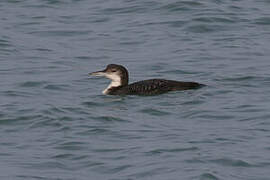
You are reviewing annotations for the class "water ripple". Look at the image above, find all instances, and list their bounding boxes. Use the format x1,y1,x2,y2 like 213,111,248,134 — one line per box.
19,81,48,88
139,108,171,116
44,84,70,91
145,147,199,155
55,141,86,151
102,5,148,14
93,116,129,123
199,173,219,180
193,17,236,24
159,1,204,12
29,30,91,37
210,158,252,167
254,17,270,25
0,115,41,126
184,24,227,33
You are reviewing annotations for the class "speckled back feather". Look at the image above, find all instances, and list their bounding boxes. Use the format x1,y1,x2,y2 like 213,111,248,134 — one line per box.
107,79,203,95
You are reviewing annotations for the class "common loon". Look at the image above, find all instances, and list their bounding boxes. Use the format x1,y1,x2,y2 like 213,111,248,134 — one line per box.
89,64,204,95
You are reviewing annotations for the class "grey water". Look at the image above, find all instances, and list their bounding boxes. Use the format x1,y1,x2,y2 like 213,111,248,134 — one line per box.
1,0,270,179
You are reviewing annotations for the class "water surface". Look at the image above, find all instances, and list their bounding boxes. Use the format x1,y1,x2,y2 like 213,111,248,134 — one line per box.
1,0,270,180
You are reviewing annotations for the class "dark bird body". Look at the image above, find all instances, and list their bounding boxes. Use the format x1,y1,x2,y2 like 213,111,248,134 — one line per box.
108,79,203,95
90,64,204,95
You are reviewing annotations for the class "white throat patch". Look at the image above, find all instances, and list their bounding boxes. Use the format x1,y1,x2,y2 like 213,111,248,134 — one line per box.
102,74,121,94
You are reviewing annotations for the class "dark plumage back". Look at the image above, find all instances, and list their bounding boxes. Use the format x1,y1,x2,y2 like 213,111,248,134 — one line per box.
108,79,204,95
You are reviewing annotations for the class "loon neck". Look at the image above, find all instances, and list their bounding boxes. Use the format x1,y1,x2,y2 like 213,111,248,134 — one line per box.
102,78,128,95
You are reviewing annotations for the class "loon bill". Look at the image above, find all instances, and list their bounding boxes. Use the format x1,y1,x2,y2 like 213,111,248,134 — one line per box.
89,64,205,95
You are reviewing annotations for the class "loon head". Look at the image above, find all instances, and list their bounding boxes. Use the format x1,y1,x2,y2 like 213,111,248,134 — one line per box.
89,64,129,94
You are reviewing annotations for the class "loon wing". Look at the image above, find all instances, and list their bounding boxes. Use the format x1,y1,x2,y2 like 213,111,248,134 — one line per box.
115,79,202,95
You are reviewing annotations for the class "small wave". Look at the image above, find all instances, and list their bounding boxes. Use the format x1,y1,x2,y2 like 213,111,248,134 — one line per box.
192,17,235,23
82,101,103,107
142,20,187,27
29,30,91,37
159,1,204,12
253,17,270,25
82,161,105,168
96,164,132,174
77,128,110,136
160,69,197,75
210,158,252,167
26,161,69,170
75,55,109,60
2,90,34,97
184,24,226,33
44,84,69,90
102,5,147,15
22,0,68,8
92,148,124,153
0,39,12,48
42,106,66,115
55,141,86,151
93,116,128,123
107,164,132,174
0,114,42,126
234,104,267,115
139,108,171,116
34,48,53,52
51,153,74,160
199,173,219,180
216,75,259,82
145,147,199,155
19,81,47,88
16,175,58,180
119,40,145,46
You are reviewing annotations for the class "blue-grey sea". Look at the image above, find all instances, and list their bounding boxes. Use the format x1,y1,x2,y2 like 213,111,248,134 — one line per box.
1,0,270,180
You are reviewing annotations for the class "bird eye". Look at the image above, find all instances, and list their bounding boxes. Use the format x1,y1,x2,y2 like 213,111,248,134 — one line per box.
111,69,117,72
